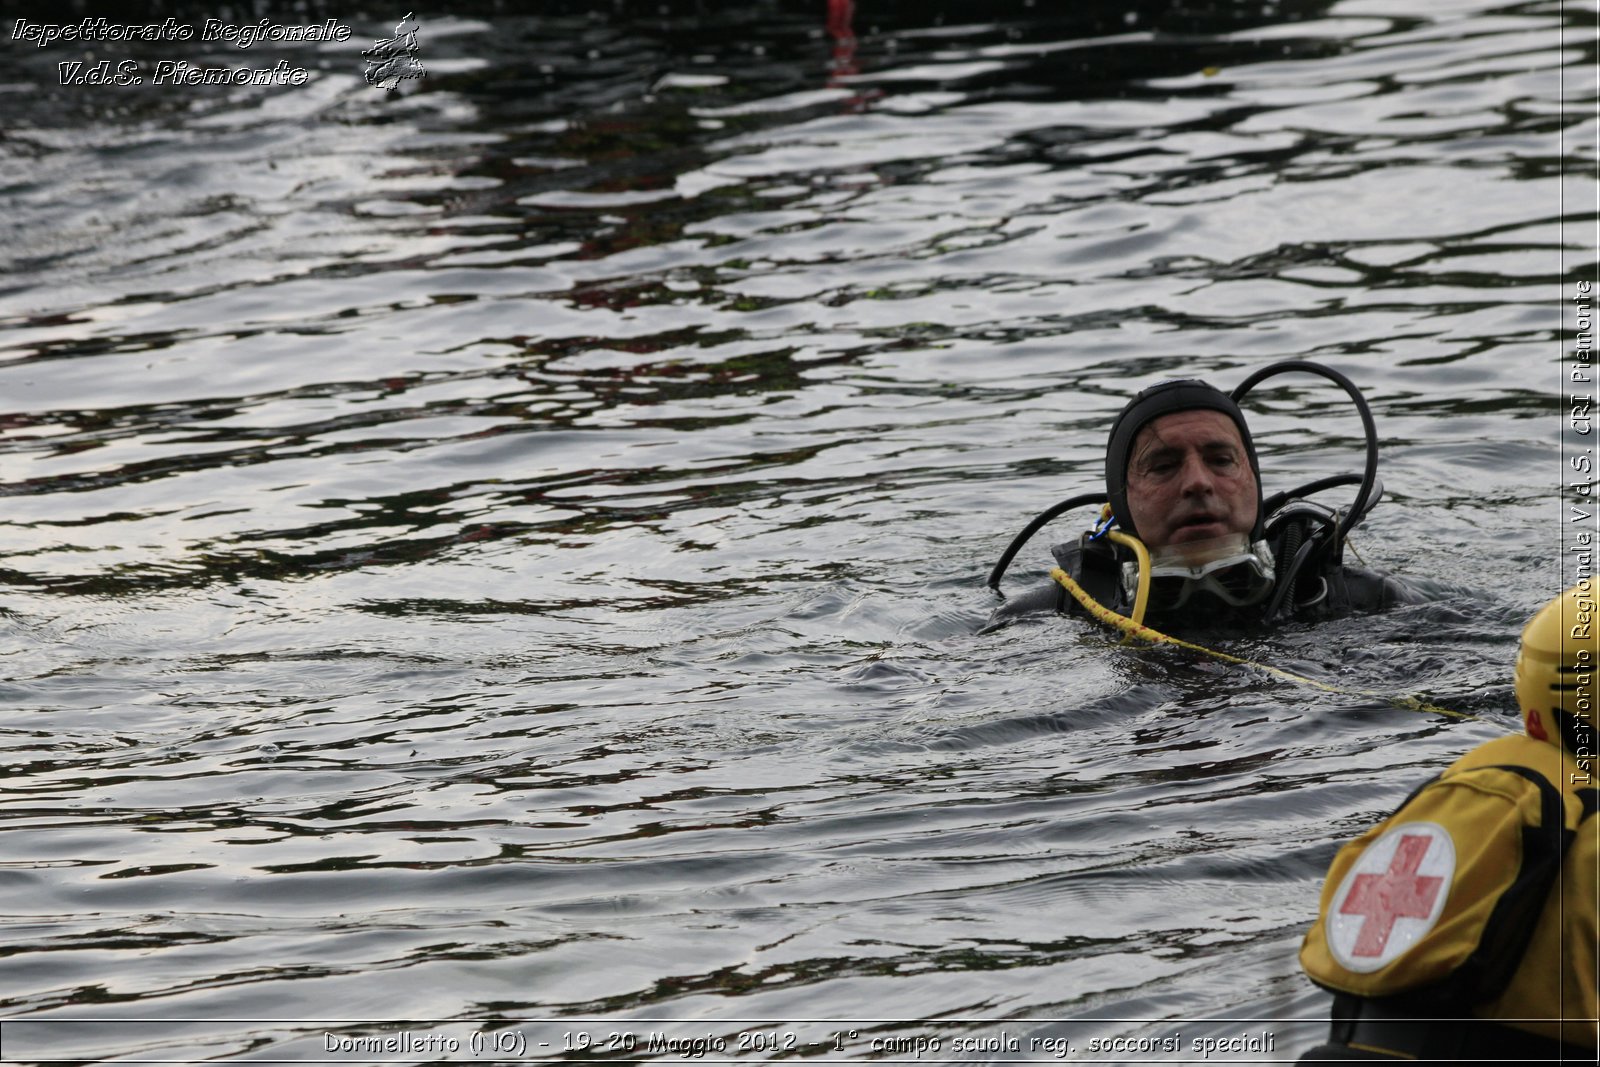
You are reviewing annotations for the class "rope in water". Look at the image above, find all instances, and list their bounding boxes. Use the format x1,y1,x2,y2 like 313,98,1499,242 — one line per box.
1048,565,1472,720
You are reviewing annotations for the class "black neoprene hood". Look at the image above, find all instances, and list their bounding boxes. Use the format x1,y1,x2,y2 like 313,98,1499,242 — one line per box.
1104,379,1264,541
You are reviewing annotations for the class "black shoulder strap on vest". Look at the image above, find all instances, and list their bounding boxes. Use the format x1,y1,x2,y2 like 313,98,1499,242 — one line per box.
1449,764,1573,1004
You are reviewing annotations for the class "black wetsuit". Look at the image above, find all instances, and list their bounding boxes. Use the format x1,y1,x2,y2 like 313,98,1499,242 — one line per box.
986,529,1419,630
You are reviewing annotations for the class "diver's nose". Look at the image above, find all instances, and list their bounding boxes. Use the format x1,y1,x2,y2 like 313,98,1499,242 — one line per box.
1177,450,1217,497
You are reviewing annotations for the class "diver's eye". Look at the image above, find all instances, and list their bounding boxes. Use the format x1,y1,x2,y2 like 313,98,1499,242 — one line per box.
1140,455,1179,476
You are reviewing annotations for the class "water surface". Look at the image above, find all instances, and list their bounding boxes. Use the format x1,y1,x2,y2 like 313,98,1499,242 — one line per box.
0,0,1593,1061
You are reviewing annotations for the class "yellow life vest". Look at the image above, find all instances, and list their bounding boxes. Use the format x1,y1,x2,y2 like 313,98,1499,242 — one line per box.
1300,734,1598,1048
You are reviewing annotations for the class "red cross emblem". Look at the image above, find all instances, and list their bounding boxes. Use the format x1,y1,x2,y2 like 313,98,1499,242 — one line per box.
1327,822,1454,972
1340,833,1444,955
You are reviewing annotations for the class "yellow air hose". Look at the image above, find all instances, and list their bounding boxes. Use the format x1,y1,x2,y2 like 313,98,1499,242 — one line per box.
1105,530,1151,628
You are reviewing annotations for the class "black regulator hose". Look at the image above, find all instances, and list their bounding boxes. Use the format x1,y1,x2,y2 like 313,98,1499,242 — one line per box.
987,492,1105,593
1231,360,1379,546
1270,516,1305,618
1261,473,1361,516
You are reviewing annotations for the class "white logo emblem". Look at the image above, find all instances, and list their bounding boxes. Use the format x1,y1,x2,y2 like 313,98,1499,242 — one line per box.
1326,822,1454,972
363,13,427,91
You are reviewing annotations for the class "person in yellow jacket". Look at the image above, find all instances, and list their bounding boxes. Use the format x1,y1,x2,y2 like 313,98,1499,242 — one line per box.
1298,582,1598,1060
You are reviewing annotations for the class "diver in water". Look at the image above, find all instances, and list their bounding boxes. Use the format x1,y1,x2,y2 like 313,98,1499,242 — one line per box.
1297,582,1598,1060
985,361,1419,630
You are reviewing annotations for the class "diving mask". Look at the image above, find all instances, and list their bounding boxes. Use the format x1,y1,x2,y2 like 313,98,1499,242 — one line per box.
1121,533,1277,610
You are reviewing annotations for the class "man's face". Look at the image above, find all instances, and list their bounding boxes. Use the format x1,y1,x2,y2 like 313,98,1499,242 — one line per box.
1125,410,1258,549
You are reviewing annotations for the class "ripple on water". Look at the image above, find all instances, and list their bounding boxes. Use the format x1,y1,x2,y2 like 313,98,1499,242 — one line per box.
0,0,1587,1059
